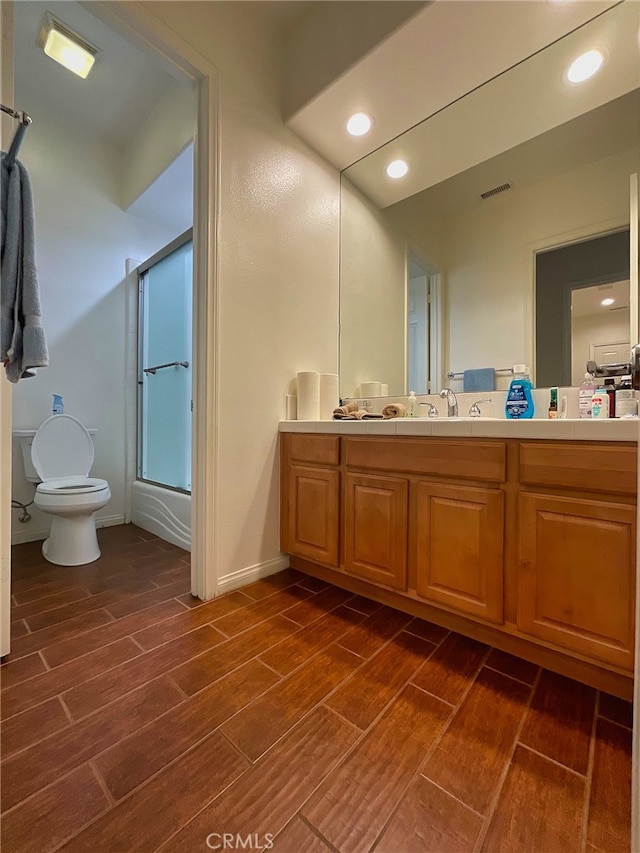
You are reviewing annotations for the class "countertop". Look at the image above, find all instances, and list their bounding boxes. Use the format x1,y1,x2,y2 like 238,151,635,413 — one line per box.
279,418,639,441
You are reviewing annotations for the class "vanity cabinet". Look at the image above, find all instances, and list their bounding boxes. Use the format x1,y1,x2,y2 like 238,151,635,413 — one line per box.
415,481,504,623
280,432,637,697
343,472,408,590
280,435,340,568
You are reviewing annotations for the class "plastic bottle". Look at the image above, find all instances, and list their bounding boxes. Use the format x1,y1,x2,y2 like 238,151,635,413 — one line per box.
52,394,64,415
407,391,417,417
603,378,616,417
578,372,597,418
615,379,638,417
591,386,610,419
505,365,534,419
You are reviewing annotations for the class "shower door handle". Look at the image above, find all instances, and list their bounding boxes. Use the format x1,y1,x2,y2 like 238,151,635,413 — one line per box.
143,360,190,376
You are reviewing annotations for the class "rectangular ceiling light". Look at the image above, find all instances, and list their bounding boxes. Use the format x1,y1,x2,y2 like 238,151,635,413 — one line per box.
39,14,98,79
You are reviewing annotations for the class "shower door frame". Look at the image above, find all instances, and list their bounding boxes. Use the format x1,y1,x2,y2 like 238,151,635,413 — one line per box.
137,228,193,495
90,1,219,602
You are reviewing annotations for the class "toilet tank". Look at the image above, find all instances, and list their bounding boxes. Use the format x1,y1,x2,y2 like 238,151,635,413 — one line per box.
13,429,98,483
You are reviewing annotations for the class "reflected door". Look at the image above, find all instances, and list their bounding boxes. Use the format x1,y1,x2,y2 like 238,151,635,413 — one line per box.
138,235,193,492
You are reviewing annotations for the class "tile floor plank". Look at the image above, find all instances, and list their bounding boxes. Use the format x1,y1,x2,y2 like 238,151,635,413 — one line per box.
62,625,224,720
0,652,48,688
132,591,253,650
410,633,489,706
0,697,70,760
598,692,633,729
484,648,540,685
10,587,90,622
258,606,366,677
280,586,353,626
519,670,596,775
95,659,279,801
211,585,314,637
170,615,303,696
423,667,531,815
587,718,632,853
336,606,411,658
1,638,141,720
8,609,114,664
221,644,361,761
1,676,183,811
375,775,483,853
273,817,332,852
326,631,437,730
302,685,452,853
41,598,186,668
0,765,108,853
481,745,585,853
60,732,248,852
157,707,359,851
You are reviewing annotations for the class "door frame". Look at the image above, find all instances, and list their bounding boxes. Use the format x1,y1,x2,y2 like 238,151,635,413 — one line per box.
86,2,220,601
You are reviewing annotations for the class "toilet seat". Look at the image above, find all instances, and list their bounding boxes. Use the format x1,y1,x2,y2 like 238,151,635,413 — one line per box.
31,414,94,482
37,477,109,496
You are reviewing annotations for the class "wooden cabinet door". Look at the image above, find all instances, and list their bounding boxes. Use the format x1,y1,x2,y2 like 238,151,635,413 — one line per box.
344,472,408,590
284,465,339,567
518,493,635,670
415,481,504,623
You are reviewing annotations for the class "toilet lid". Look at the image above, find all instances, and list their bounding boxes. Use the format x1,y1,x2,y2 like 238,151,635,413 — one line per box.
31,415,94,481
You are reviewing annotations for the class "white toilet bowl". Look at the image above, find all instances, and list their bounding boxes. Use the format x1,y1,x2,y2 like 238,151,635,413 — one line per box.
31,415,111,566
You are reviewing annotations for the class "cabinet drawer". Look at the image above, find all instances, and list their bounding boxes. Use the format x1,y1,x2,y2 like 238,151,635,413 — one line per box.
345,437,506,483
287,434,339,467
519,442,636,496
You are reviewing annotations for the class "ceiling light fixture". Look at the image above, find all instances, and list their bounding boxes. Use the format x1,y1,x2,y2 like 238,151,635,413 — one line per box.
601,298,615,306
566,49,604,84
386,160,409,179
346,113,372,137
38,14,98,79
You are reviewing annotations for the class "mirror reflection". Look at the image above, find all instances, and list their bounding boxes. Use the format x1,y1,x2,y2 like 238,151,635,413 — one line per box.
340,1,639,397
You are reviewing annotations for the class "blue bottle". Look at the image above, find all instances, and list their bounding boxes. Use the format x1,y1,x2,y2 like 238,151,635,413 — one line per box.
52,394,64,415
505,365,534,419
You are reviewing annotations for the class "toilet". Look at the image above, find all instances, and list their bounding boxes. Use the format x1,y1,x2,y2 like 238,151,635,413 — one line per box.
30,415,111,566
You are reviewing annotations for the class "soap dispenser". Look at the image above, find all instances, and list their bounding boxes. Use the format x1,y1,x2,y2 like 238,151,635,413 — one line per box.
505,365,534,419
407,391,417,417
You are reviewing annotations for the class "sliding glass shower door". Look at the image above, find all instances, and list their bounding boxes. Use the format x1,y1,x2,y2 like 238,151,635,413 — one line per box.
138,231,193,492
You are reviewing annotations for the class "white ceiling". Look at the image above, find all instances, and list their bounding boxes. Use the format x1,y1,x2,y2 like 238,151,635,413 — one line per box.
345,1,640,211
287,0,619,172
13,0,183,149
572,279,630,318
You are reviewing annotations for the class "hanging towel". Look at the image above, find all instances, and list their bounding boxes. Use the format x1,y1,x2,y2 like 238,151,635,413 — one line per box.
463,368,495,393
1,153,48,382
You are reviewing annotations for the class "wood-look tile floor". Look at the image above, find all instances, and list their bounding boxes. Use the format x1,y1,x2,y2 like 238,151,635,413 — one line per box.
1,524,633,853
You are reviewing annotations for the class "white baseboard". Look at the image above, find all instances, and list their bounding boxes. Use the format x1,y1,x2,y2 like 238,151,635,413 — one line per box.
11,514,125,546
216,554,291,596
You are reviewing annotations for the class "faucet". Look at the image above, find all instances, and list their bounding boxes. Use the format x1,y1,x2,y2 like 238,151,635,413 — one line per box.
439,388,458,417
418,401,439,419
469,398,492,418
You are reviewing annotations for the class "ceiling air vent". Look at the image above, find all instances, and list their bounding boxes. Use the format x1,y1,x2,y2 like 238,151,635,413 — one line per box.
480,182,512,200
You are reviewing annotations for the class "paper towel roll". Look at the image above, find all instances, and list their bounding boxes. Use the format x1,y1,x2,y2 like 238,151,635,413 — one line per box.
319,373,339,420
360,381,382,396
285,394,297,420
297,371,320,420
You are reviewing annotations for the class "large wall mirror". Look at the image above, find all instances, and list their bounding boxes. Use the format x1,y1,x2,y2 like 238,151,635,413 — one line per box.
340,1,640,398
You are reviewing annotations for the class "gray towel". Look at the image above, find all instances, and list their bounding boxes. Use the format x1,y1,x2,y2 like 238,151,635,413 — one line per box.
1,153,48,382
463,368,495,393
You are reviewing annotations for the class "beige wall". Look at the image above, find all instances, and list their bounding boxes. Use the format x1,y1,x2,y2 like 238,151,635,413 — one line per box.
144,2,340,585
443,145,640,387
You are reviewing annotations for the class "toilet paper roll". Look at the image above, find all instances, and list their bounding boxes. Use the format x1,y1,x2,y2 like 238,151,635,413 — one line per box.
285,394,297,420
297,371,320,420
360,381,382,397
319,373,339,420
380,384,389,397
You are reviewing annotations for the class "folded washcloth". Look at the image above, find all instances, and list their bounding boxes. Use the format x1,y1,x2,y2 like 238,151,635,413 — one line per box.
333,401,359,418
463,368,495,393
382,403,407,419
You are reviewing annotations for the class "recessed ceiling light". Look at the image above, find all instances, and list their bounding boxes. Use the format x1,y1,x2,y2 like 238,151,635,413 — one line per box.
386,160,409,179
566,49,604,84
601,297,615,306
346,113,372,137
38,13,98,79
